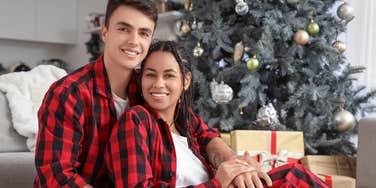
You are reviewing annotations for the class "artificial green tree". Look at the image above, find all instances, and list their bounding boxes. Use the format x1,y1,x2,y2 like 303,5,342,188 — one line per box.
178,0,376,155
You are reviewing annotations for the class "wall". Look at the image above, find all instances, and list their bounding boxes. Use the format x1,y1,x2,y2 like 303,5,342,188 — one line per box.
0,0,106,71
0,39,70,69
345,0,376,117
65,0,106,70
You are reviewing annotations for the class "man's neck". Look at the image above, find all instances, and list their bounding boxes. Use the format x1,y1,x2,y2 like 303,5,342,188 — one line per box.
103,58,133,100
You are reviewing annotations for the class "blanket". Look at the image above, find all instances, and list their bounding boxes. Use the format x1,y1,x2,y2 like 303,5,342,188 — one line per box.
0,65,67,151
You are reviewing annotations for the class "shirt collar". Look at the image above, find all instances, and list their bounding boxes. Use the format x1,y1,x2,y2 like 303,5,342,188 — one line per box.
93,55,140,101
93,55,112,99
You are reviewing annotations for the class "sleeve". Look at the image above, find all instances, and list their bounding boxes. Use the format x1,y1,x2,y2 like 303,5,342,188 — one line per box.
105,107,172,188
184,178,221,188
34,85,88,187
190,110,220,155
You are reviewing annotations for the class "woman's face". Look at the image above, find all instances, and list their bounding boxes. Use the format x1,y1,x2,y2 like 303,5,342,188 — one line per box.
141,51,191,115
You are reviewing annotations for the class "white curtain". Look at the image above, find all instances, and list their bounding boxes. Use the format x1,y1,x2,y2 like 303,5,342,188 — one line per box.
345,0,376,117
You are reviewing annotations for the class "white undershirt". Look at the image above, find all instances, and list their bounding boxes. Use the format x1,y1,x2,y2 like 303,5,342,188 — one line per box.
112,92,129,118
171,132,209,187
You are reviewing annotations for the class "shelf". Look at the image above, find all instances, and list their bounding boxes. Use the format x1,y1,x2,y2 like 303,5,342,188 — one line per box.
86,10,183,34
158,10,183,22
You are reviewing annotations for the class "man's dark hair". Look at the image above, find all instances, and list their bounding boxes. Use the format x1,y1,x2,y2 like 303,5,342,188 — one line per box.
104,0,158,28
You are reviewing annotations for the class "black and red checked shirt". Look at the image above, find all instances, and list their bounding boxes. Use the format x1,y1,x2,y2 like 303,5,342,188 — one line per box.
34,55,139,187
105,105,221,188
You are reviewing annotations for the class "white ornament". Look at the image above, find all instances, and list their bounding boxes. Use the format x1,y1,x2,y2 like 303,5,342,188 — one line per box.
337,2,354,21
217,59,228,69
256,103,280,127
210,80,233,104
235,0,249,16
193,42,204,57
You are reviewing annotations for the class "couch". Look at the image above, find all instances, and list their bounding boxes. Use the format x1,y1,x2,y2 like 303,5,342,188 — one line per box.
0,91,36,188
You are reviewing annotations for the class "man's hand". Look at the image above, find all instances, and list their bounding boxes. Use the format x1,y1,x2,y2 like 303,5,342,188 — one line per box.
215,158,257,188
230,151,272,188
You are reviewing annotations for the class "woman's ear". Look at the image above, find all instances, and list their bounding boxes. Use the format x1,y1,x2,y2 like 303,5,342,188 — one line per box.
184,72,192,91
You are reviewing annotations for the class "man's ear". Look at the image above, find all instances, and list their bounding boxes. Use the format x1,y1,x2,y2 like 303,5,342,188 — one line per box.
184,72,192,90
101,25,108,43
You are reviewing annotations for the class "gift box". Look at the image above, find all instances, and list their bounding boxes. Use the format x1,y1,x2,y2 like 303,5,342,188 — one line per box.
220,133,231,147
230,130,304,172
357,118,376,188
318,174,355,188
300,155,356,178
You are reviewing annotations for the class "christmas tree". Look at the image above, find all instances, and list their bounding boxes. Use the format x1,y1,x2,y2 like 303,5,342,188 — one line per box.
177,0,376,155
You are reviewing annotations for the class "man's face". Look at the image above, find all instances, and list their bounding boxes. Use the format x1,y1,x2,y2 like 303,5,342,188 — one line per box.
102,5,155,70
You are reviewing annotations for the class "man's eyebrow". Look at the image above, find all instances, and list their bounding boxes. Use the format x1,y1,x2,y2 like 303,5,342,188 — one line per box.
115,21,132,27
115,21,153,34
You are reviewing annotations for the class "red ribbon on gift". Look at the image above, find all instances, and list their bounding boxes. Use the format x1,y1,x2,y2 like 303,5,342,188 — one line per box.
319,174,333,186
252,131,301,171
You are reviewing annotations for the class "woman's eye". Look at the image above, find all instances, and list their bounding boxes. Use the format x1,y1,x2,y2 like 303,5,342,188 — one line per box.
144,73,155,77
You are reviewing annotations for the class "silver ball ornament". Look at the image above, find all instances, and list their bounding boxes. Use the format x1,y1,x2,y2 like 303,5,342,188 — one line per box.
337,3,354,21
333,109,356,133
235,1,249,16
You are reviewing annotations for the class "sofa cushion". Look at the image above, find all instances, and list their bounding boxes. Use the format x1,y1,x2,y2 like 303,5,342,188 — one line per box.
0,152,36,187
0,91,28,152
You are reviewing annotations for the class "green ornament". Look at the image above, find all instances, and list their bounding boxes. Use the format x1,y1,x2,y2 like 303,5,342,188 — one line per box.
246,55,259,70
307,19,319,35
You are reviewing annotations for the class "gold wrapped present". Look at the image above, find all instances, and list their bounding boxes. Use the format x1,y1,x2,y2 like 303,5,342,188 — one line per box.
318,174,355,188
220,133,231,147
300,155,356,178
230,130,304,172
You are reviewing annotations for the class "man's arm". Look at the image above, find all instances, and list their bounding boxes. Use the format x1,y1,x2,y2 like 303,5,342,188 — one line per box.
34,85,89,187
206,137,235,168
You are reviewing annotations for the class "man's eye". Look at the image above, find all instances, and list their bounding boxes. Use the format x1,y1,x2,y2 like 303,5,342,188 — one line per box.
118,27,129,32
165,74,176,78
140,31,151,38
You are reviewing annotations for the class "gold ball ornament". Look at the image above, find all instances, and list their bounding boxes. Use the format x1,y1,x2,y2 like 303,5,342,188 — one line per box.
181,21,191,34
332,41,346,54
193,42,204,57
294,30,309,45
333,109,356,133
246,55,259,70
307,19,320,35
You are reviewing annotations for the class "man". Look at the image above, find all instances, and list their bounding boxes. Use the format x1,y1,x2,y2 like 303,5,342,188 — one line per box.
34,0,271,187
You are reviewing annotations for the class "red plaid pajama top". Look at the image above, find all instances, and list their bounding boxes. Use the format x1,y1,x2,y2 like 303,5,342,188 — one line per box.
105,105,221,187
33,55,139,188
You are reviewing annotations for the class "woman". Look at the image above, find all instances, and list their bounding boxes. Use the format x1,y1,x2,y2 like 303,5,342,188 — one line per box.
105,41,256,187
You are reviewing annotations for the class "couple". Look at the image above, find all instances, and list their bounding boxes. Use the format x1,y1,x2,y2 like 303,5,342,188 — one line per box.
33,0,271,187
33,0,329,187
